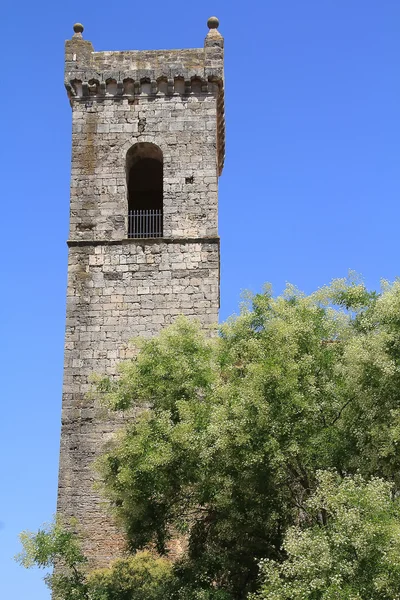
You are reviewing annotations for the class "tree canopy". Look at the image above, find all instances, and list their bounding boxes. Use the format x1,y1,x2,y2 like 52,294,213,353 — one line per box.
18,276,400,599
253,472,400,600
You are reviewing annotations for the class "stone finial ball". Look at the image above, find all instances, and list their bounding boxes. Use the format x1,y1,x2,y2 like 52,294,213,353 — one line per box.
207,16,219,29
73,23,84,34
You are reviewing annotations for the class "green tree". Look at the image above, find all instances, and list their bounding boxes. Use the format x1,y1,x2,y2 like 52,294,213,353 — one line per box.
253,471,400,600
18,276,400,599
16,519,90,599
16,520,173,600
95,276,400,597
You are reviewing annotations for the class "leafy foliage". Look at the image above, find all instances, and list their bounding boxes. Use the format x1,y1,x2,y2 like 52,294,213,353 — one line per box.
253,472,400,600
96,277,400,597
16,519,89,599
18,276,400,599
17,521,173,600
87,552,173,600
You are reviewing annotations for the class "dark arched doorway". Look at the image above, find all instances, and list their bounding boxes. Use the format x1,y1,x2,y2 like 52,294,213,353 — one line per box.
126,143,163,238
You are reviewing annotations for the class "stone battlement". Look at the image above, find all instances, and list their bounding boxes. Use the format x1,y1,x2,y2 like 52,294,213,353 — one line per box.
66,48,223,78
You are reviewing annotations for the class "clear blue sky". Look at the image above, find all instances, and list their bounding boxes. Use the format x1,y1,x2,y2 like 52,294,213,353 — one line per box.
1,1,399,597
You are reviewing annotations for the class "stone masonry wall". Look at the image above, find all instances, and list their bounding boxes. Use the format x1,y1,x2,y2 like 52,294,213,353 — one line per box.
69,93,219,241
58,239,219,565
57,19,224,568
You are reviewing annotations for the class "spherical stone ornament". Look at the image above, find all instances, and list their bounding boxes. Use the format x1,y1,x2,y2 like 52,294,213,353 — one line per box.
207,16,219,29
73,23,84,34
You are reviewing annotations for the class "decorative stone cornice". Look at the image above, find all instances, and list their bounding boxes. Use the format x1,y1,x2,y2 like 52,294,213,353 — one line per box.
67,236,220,247
65,74,222,98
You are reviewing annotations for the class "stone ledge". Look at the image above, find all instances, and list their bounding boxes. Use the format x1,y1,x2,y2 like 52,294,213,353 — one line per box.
67,236,220,247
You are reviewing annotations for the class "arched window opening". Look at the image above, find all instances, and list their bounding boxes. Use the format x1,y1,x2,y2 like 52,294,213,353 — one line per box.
126,143,163,238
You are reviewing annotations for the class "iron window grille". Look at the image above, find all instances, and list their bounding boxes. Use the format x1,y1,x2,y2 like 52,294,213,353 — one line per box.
128,209,163,239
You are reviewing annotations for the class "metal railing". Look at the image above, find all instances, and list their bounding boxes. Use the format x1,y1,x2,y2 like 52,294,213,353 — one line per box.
128,209,163,239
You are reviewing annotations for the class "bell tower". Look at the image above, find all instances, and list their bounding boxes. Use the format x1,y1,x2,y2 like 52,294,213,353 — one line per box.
57,18,225,566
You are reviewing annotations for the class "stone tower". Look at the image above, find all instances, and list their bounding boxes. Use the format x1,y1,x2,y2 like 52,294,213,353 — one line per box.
57,18,225,567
